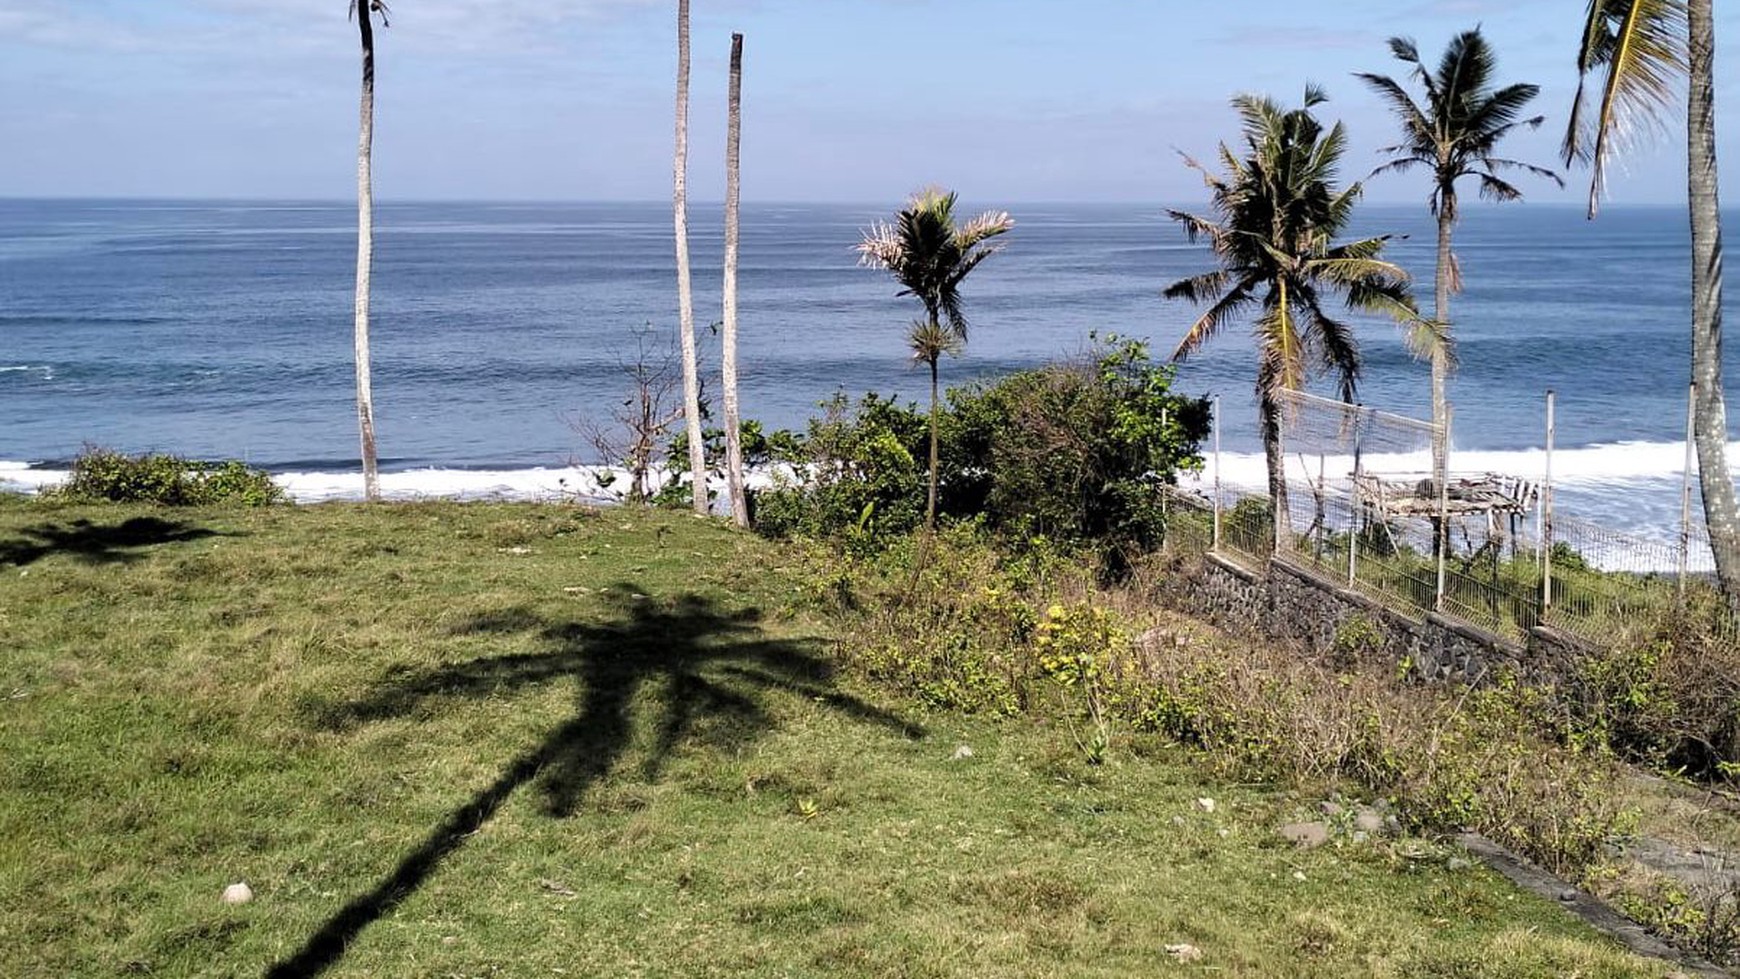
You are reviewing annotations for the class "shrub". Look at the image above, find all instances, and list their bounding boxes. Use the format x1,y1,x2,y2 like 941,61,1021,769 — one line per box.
1570,607,1740,779
944,336,1210,572
1120,632,1626,875
751,392,929,545
756,338,1210,571
56,448,284,506
828,526,1046,714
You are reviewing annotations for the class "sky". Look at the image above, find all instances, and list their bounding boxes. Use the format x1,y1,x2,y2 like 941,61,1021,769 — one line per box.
2,0,1738,205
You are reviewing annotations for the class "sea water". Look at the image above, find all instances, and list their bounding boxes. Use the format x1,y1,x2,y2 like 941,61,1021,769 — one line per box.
1,198,1735,538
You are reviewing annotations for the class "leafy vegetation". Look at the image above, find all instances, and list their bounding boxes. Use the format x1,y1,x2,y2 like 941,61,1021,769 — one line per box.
754,337,1209,571
856,188,1014,531
52,447,284,507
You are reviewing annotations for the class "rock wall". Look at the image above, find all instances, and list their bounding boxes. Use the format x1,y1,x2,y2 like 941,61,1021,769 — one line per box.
1160,550,1586,687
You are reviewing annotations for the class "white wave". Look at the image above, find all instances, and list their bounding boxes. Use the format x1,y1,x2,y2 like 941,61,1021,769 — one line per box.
1182,439,1735,495
0,365,53,379
0,461,801,513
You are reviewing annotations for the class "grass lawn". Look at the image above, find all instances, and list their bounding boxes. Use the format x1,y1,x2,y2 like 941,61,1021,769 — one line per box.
0,499,1676,977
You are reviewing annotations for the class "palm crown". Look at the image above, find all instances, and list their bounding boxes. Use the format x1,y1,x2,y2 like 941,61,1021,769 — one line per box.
1357,31,1559,226
1165,87,1418,404
857,189,1013,347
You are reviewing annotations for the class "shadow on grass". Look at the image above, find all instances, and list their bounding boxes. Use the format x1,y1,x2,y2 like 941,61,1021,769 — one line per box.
267,584,921,979
0,516,228,568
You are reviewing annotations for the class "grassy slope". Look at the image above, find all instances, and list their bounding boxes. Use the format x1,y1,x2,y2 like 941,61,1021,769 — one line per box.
0,500,1671,977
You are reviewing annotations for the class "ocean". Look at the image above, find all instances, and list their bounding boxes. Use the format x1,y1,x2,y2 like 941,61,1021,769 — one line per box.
1,198,1735,538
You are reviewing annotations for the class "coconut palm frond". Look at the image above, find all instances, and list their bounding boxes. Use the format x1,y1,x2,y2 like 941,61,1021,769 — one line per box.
1476,174,1526,204
1163,269,1232,305
1171,277,1259,363
1353,72,1433,142
1167,209,1225,247
1256,298,1309,395
956,210,1014,247
1306,306,1362,403
349,0,390,25
1479,156,1566,187
1565,0,1688,215
907,319,961,364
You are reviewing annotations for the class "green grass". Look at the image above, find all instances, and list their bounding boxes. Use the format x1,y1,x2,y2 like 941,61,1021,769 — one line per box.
0,499,1675,977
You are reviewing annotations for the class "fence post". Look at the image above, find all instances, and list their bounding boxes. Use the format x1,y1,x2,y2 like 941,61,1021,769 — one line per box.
1542,390,1556,615
1347,472,1359,588
1211,396,1222,554
1434,407,1452,612
1680,382,1696,598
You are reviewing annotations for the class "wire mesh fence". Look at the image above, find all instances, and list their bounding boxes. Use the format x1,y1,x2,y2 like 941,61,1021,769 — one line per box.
1162,388,1737,652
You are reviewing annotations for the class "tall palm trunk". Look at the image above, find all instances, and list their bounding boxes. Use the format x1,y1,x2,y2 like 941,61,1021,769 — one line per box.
1431,189,1455,556
1260,386,1289,550
673,0,706,515
1431,195,1453,484
926,350,940,532
1687,0,1740,603
721,33,748,528
354,3,381,502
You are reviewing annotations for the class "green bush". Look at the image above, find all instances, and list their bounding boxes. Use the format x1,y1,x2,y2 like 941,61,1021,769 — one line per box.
945,336,1210,571
755,338,1210,571
55,448,284,507
751,392,929,547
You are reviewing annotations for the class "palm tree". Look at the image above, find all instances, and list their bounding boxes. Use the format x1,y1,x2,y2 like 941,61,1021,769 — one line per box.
673,0,706,515
721,32,748,528
1357,29,1560,495
1565,0,1740,604
350,0,389,501
857,189,1013,532
1164,88,1419,546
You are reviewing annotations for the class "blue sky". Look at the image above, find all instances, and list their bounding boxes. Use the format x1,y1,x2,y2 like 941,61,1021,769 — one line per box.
2,0,1736,204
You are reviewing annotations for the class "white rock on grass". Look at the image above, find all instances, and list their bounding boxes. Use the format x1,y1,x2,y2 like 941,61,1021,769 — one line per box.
1164,943,1204,963
222,882,253,905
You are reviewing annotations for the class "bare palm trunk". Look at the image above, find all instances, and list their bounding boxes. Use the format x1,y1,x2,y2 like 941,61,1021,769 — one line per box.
926,353,940,533
1431,196,1454,556
354,4,381,502
721,33,748,528
673,0,706,515
1261,389,1288,552
1688,0,1740,605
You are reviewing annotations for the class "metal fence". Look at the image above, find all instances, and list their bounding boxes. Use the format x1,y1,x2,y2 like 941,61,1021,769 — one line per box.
1164,389,1735,651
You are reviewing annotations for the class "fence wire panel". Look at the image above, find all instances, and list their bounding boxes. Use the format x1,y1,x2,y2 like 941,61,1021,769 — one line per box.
1274,389,1439,474
1278,477,1446,624
1544,515,1686,646
1159,486,1213,561
1216,484,1274,570
1437,510,1539,642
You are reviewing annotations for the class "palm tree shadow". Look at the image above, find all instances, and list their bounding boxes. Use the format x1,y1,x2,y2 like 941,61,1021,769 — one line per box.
267,584,920,979
0,516,228,568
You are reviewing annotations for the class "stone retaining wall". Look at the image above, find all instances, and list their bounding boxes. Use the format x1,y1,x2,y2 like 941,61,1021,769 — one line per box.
1162,550,1586,686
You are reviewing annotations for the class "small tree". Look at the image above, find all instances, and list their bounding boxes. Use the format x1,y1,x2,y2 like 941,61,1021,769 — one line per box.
1357,29,1560,496
1164,88,1419,545
857,189,1012,532
571,327,692,504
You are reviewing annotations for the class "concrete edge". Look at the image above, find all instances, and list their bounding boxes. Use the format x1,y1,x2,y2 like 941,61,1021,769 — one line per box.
1204,551,1261,583
1457,832,1731,977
